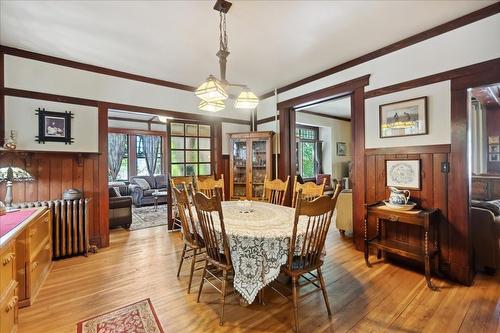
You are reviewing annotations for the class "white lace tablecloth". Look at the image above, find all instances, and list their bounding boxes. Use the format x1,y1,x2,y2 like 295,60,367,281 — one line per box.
194,201,306,304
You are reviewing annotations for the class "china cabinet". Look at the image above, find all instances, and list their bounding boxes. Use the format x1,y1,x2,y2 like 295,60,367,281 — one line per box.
229,131,274,200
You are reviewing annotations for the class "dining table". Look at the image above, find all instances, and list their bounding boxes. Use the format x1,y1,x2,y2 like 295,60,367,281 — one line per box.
192,200,309,304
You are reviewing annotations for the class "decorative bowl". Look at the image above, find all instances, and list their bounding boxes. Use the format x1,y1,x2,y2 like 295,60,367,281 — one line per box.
383,200,416,211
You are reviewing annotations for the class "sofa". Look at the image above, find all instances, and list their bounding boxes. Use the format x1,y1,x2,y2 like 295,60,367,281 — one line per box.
108,182,132,229
129,175,168,207
471,200,500,273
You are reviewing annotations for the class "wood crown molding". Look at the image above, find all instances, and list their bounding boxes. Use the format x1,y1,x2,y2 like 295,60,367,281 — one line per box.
364,57,500,99
277,75,370,110
256,115,279,125
296,110,350,122
0,45,196,92
108,127,167,137
259,2,500,100
365,144,451,156
1,87,251,126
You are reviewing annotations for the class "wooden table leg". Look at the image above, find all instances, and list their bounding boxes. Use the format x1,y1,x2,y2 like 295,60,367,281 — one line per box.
376,218,382,259
364,218,371,267
424,231,437,290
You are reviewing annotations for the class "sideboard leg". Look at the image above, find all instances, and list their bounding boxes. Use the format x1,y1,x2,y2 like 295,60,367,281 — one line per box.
364,218,371,267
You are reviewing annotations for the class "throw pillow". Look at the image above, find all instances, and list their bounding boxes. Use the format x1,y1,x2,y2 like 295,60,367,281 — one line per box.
134,178,151,190
112,187,122,197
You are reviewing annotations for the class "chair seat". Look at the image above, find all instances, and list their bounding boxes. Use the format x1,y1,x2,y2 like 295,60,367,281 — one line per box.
282,256,323,275
206,253,232,270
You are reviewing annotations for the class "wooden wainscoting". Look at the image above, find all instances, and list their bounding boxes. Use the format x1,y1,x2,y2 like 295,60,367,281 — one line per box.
363,144,451,274
0,151,103,247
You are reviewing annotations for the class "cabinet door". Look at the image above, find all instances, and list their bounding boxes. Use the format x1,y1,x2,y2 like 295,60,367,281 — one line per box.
251,139,268,199
232,139,248,199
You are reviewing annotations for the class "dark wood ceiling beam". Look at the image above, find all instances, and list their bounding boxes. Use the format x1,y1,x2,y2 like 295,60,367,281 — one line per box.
2,87,251,125
296,110,351,122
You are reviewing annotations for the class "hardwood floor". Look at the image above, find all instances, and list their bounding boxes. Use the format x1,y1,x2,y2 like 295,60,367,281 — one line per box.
19,226,500,333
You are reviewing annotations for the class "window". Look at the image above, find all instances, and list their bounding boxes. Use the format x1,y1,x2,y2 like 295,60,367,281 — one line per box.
170,122,212,177
136,135,163,176
296,125,321,179
116,136,129,181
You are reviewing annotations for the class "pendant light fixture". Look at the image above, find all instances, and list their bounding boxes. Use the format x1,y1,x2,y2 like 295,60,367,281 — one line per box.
195,0,258,112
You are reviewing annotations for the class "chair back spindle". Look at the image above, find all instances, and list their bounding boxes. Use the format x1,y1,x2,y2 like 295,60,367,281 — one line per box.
172,183,200,246
193,191,231,267
196,175,225,201
288,185,341,271
292,176,326,208
262,175,290,206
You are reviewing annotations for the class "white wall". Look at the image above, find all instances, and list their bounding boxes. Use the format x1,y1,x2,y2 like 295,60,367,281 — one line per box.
365,81,451,148
4,55,251,121
296,112,352,180
3,96,99,152
256,14,500,149
221,122,252,155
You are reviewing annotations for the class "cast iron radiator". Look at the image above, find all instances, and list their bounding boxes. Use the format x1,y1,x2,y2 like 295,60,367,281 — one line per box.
14,199,91,259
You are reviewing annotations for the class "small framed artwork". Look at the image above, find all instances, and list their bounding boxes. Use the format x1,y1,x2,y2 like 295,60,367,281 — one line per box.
386,159,421,190
379,96,428,138
336,142,346,156
489,144,499,153
489,154,500,162
36,108,74,144
488,136,499,144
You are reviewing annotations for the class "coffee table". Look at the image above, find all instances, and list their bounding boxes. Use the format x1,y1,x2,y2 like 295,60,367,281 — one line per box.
152,191,168,211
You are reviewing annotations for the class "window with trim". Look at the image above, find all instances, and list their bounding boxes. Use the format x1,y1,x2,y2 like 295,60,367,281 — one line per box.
136,135,163,176
116,136,129,181
170,122,212,176
296,125,321,179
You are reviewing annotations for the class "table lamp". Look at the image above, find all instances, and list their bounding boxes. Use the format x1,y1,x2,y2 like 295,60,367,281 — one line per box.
0,166,35,213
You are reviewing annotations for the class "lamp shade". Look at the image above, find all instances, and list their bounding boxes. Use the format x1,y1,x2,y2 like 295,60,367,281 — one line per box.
195,75,228,102
0,167,35,182
198,100,225,112
234,90,259,109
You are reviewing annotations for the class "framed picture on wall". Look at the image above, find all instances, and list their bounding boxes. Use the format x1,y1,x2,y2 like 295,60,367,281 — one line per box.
489,144,499,153
379,96,428,138
386,159,421,190
336,142,346,156
489,154,500,162
488,136,499,144
36,108,74,144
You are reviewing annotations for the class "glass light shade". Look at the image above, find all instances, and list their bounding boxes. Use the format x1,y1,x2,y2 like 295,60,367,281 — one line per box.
198,100,225,112
195,75,228,102
0,167,35,182
234,90,259,109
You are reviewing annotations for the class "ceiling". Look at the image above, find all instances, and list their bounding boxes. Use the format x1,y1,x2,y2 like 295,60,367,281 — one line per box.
1,1,495,96
300,96,351,119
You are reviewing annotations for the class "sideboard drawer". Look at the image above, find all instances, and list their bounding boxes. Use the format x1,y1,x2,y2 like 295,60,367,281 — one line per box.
0,241,16,293
28,211,50,261
28,241,51,301
0,281,18,333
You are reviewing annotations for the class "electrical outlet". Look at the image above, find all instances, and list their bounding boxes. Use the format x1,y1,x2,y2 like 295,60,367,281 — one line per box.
441,162,450,173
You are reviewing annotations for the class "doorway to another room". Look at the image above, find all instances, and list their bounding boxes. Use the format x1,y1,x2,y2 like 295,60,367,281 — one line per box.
294,95,353,236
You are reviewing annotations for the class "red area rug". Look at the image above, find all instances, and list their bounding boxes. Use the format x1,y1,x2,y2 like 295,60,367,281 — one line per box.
76,299,164,333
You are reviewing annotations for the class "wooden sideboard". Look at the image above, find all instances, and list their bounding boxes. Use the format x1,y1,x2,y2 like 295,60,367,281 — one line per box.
0,208,52,333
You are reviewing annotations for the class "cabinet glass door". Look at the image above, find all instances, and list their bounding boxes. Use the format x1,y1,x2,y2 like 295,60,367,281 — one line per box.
232,140,247,198
252,140,267,198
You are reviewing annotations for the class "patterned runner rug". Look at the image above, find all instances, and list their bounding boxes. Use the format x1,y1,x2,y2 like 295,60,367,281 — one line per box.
130,206,168,231
77,299,164,333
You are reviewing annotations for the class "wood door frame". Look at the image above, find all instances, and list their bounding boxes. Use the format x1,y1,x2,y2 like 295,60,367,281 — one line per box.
449,60,500,285
277,75,370,250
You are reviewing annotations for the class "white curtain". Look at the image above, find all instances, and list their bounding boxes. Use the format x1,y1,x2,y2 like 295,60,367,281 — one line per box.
470,99,487,175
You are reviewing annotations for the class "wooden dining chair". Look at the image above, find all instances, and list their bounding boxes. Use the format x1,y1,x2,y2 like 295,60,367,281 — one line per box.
192,190,233,326
291,176,326,208
262,175,290,206
170,176,195,230
172,183,205,293
196,174,225,201
283,185,341,332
